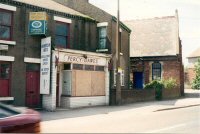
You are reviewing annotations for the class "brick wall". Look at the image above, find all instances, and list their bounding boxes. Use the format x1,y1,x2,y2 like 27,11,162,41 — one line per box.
53,0,131,90
131,58,182,93
0,1,98,106
185,68,196,87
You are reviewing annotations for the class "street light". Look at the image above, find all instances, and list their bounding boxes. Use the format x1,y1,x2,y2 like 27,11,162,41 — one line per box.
115,0,121,105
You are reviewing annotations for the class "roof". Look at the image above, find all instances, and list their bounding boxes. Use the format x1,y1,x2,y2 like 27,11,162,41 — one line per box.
124,15,180,57
187,47,200,58
13,0,93,20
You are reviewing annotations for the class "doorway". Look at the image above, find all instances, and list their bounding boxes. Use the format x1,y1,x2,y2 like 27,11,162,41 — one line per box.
134,72,144,89
0,62,11,97
26,64,40,108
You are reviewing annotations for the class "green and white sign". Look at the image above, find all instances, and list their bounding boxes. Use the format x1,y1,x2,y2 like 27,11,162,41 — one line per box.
29,20,47,35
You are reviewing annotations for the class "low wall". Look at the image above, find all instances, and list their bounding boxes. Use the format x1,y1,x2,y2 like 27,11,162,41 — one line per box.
110,89,155,105
162,88,181,99
110,87,182,105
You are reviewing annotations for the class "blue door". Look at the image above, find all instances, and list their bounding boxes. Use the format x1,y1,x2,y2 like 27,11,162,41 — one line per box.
134,72,143,89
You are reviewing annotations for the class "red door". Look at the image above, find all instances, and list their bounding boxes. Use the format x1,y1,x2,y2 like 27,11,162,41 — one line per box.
26,71,40,108
0,62,11,97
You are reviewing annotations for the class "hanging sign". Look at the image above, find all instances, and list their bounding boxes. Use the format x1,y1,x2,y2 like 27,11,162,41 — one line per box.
28,12,47,35
40,37,51,94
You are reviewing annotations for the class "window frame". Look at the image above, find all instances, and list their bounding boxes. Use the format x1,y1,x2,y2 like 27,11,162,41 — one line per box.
98,26,107,50
0,9,13,41
55,21,70,48
152,62,162,80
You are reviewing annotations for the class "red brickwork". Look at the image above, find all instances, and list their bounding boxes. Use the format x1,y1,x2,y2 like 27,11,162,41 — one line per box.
185,68,196,86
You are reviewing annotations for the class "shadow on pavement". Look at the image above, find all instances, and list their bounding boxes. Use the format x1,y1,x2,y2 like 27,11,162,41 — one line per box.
40,89,200,121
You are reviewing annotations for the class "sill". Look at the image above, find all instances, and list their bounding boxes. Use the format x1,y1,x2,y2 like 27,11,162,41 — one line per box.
0,40,16,45
96,49,108,52
0,97,14,101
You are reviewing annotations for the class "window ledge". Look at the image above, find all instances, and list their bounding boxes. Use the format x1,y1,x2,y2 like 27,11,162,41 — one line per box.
0,40,16,45
0,97,14,101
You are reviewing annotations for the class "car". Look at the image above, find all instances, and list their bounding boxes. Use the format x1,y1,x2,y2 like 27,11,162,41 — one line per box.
0,103,41,133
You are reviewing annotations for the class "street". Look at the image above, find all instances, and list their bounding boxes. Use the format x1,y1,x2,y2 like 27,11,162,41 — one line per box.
41,90,200,133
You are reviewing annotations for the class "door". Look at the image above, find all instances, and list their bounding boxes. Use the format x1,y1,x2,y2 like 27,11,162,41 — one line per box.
26,71,40,107
0,62,11,97
134,72,143,89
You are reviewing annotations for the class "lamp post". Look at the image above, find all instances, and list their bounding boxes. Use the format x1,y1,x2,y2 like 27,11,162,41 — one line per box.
115,0,121,105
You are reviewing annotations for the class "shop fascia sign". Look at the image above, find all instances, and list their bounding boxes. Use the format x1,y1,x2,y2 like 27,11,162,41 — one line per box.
40,37,51,95
28,12,47,35
57,53,107,66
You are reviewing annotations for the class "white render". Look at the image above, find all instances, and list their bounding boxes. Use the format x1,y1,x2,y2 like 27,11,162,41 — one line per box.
0,3,16,11
97,22,108,27
0,97,14,101
24,57,41,64
42,52,57,111
0,56,15,61
60,96,107,108
0,40,16,45
54,16,72,23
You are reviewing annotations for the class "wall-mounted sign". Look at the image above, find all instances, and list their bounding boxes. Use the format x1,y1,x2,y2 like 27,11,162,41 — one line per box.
57,52,107,66
28,12,47,35
40,37,51,95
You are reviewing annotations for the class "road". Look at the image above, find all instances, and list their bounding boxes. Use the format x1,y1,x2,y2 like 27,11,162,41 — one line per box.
41,103,200,133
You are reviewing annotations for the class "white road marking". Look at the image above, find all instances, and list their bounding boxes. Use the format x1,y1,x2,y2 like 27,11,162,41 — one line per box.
147,123,187,133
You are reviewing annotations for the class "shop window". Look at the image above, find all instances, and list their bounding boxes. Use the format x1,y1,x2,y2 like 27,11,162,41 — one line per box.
55,21,70,48
85,65,94,71
73,64,83,70
152,62,162,80
98,26,107,50
0,9,13,41
64,64,71,70
95,66,104,71
0,63,10,79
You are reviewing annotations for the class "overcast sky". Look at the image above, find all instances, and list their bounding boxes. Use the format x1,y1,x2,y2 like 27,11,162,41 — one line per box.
90,0,200,65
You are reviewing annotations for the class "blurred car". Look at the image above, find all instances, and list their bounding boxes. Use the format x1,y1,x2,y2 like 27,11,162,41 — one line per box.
0,103,41,133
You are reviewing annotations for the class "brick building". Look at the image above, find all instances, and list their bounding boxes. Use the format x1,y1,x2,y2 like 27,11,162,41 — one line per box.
185,47,200,88
125,11,184,96
53,0,132,103
0,0,131,111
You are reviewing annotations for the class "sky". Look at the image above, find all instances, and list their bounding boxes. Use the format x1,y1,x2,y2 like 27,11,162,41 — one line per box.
90,0,200,65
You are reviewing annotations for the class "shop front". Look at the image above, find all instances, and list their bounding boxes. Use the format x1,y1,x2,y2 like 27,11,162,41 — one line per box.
55,49,111,108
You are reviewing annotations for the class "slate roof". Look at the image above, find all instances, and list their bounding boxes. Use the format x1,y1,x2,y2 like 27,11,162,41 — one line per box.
187,47,200,58
13,0,93,19
125,15,180,57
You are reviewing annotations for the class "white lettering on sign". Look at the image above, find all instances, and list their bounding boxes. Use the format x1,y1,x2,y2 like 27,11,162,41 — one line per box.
40,37,51,95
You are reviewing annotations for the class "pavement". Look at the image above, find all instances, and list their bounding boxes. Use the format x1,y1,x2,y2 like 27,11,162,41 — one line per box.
40,89,200,121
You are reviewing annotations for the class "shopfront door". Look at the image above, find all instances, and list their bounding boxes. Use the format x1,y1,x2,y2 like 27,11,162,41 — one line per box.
26,64,40,108
0,62,11,97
